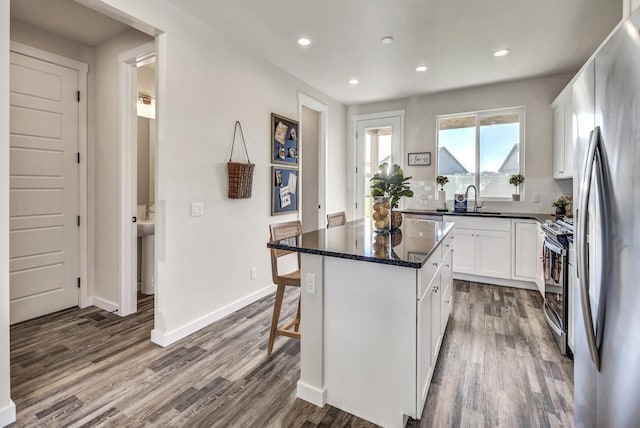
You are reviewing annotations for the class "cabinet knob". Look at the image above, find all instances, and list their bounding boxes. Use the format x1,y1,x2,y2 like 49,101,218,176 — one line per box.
444,299,450,304
433,262,438,267
444,264,450,268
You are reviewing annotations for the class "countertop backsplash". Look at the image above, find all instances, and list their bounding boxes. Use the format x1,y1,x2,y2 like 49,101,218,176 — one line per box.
404,178,573,214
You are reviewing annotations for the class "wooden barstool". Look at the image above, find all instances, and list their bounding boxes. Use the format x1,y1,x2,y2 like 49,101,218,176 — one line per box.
268,220,302,354
326,211,347,228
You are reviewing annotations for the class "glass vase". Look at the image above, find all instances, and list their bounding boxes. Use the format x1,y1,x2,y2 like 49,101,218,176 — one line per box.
371,196,391,233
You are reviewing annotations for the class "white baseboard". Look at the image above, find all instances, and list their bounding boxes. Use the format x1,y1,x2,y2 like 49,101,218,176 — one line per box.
454,273,538,291
0,400,16,427
89,296,119,313
151,284,276,347
297,381,327,407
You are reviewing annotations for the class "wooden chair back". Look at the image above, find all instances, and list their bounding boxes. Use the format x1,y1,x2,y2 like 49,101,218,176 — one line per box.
326,211,347,228
269,220,302,283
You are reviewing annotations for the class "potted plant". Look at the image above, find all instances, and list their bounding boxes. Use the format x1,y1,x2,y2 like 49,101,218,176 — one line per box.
370,163,414,230
436,176,449,211
509,174,525,201
553,196,569,216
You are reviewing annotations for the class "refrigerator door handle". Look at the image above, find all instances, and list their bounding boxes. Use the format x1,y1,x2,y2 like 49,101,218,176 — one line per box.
578,126,601,370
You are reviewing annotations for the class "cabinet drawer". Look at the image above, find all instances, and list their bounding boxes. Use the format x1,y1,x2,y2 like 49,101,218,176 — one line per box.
443,215,511,231
442,234,454,255
418,246,442,299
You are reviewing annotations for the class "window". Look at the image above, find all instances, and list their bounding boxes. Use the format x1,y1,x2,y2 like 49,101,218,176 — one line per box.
437,107,524,199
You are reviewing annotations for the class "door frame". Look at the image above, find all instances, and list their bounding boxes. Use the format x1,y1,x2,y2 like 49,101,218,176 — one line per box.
9,41,90,309
298,93,328,231
118,42,155,317
352,110,405,219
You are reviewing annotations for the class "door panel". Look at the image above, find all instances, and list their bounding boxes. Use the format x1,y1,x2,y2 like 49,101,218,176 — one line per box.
9,51,79,324
451,228,475,274
476,230,510,279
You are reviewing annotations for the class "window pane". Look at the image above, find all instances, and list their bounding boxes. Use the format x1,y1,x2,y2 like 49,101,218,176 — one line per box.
437,116,476,197
479,113,520,198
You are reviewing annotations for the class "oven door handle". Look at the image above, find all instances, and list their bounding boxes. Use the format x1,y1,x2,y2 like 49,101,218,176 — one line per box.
577,126,602,371
544,238,565,255
543,302,564,336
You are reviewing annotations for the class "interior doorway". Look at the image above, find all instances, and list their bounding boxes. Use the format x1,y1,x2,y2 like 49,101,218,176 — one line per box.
354,111,404,220
298,93,328,232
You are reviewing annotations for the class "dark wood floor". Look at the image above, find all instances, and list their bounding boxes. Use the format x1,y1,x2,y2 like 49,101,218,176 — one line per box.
9,281,573,427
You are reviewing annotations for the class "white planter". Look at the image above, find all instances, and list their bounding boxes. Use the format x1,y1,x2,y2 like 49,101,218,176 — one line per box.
438,190,446,210
512,194,521,201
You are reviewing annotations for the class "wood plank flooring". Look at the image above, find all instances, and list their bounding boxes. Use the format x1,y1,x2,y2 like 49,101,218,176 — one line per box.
9,281,573,427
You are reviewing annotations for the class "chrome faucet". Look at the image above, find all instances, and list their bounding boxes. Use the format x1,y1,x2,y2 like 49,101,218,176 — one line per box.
465,185,478,212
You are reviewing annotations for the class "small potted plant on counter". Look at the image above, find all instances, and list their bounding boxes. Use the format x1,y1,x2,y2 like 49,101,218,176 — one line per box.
436,176,449,211
553,196,569,216
370,163,414,230
509,174,525,201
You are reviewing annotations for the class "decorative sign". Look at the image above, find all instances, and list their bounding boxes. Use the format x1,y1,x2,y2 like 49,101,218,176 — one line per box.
408,152,431,166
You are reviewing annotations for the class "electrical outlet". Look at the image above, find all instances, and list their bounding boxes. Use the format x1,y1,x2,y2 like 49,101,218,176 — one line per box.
250,267,257,280
191,202,204,217
306,273,316,294
533,193,541,203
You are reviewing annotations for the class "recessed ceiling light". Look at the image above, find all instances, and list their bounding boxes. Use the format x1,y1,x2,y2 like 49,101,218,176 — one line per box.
415,65,428,72
297,38,312,46
348,79,359,85
381,36,394,44
494,48,510,57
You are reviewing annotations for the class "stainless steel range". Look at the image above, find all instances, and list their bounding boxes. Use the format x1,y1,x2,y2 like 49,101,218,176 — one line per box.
541,217,573,355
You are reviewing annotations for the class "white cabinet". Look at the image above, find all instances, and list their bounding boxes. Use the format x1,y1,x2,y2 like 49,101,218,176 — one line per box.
553,87,574,179
512,220,538,280
444,216,511,280
417,280,433,410
535,224,546,297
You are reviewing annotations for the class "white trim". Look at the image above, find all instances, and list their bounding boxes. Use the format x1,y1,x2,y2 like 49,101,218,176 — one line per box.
352,110,406,218
117,42,155,317
9,42,90,309
296,381,327,407
89,296,119,313
151,284,276,347
298,93,328,230
453,273,537,291
0,400,16,427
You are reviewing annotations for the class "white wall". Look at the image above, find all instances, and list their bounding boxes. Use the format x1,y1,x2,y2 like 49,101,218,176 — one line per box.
0,0,15,424
347,74,574,216
93,29,154,305
301,106,320,233
82,0,347,342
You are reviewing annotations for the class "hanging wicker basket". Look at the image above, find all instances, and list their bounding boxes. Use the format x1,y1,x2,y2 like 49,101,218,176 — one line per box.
227,121,255,199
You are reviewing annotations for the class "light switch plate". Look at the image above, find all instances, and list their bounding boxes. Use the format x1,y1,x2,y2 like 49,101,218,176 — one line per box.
306,273,316,294
191,202,204,217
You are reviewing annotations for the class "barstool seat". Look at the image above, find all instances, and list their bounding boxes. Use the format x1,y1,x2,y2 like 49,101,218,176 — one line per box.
267,221,302,354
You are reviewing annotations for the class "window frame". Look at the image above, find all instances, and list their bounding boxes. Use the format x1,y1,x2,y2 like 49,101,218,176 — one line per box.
435,106,526,201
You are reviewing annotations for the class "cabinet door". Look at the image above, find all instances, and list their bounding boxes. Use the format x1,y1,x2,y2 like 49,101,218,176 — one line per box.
476,230,511,279
451,228,475,274
535,227,546,297
430,277,442,365
440,250,453,331
553,106,565,178
513,221,537,280
563,97,574,178
417,286,433,412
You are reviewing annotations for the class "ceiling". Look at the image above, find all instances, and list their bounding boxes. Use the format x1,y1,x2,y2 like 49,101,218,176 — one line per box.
167,0,621,105
10,0,131,46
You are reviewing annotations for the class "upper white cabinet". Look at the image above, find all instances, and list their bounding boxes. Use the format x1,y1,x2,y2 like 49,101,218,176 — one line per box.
552,87,574,179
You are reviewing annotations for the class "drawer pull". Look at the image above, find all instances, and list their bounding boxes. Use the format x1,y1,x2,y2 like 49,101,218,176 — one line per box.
433,262,438,267
444,299,450,304
444,264,450,268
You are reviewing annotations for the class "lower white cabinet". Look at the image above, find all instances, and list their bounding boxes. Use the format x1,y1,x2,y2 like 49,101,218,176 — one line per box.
444,216,511,280
416,242,454,415
513,221,538,281
535,224,546,297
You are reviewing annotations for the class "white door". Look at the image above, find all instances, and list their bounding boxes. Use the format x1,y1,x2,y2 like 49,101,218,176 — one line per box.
355,114,403,219
9,52,79,323
476,230,511,279
451,228,475,274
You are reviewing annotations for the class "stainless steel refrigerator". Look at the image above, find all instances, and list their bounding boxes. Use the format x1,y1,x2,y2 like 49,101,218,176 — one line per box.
573,8,640,427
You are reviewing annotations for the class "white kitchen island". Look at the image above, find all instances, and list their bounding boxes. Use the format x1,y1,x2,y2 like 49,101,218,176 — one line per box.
268,218,455,427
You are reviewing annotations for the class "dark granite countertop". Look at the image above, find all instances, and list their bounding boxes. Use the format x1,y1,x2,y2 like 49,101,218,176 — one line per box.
267,218,455,268
401,208,557,223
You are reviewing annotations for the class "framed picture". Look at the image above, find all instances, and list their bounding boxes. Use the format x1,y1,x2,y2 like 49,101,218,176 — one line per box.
271,113,299,165
408,152,431,166
271,166,299,215
407,252,428,263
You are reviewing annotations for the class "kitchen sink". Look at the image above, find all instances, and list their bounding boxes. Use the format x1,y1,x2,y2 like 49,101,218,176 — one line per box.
453,211,502,216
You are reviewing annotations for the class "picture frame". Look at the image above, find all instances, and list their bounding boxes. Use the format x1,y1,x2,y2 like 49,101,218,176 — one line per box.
271,166,299,215
408,152,431,166
271,113,299,165
407,252,428,263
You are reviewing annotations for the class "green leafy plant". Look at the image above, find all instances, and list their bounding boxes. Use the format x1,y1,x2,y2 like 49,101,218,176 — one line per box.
370,163,414,209
509,174,525,187
553,196,569,208
436,175,449,191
